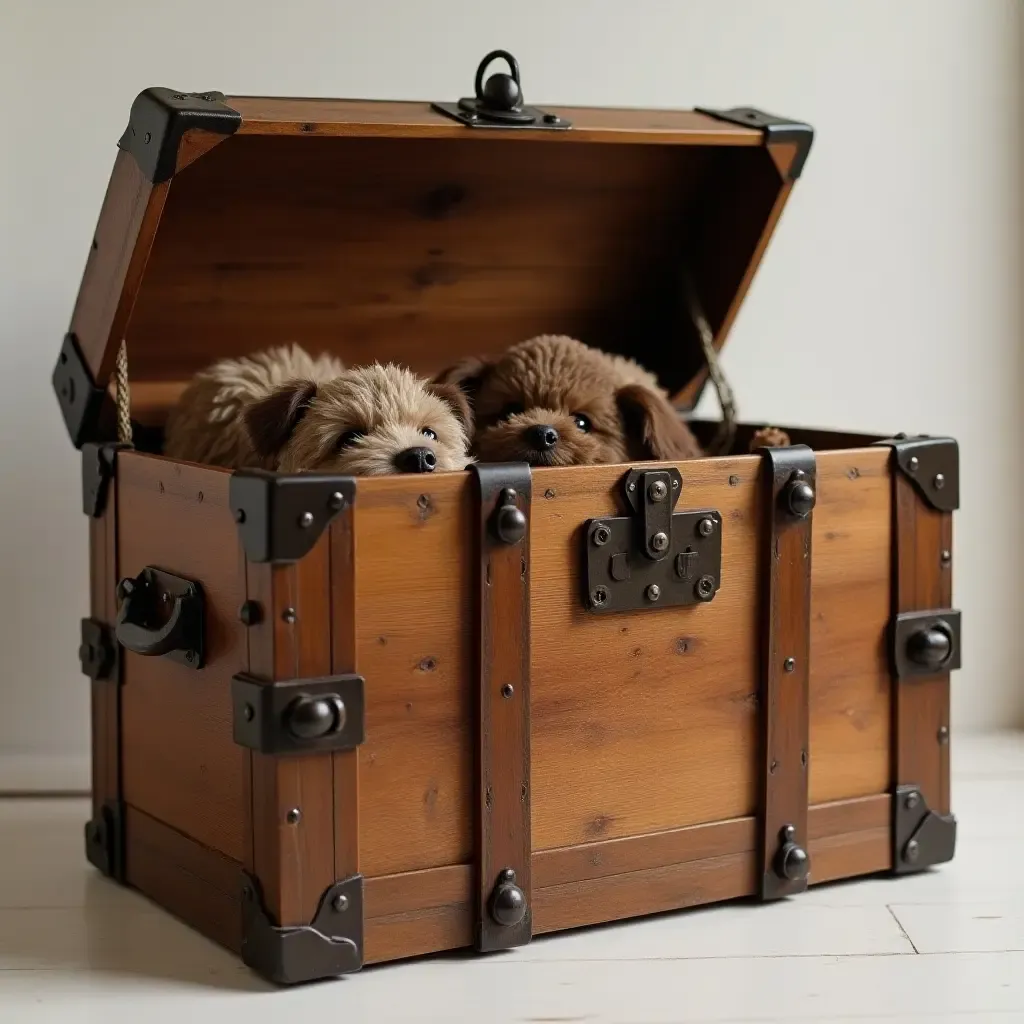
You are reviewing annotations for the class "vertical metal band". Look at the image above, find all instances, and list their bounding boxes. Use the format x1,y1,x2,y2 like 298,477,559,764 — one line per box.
758,444,816,900
472,463,533,952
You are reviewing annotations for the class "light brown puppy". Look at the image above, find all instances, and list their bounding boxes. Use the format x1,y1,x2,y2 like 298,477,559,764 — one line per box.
164,344,472,475
435,335,703,467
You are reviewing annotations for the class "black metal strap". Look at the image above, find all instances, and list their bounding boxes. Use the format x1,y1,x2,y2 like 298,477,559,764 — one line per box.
472,463,533,952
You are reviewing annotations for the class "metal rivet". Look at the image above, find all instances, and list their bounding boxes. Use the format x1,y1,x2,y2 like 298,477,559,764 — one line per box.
234,508,246,523
593,525,611,547
329,490,346,511
904,838,920,863
770,760,778,774
184,650,194,663
298,511,314,528
417,494,430,510
780,824,796,842
144,131,152,144
800,749,808,767
650,531,669,552
672,478,680,489
698,517,715,537
590,586,608,607
501,683,514,699
282,607,297,624
941,549,952,567
784,657,796,672
543,113,559,125
243,704,254,722
905,791,919,810
908,456,919,472
333,894,349,912
933,473,945,490
695,575,715,601
648,480,668,502
728,475,740,487
286,808,301,825
938,725,950,744
627,482,636,492
645,584,661,602
544,488,556,499
238,600,261,626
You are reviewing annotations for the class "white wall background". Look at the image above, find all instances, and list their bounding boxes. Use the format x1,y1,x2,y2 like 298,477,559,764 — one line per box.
1,0,1021,791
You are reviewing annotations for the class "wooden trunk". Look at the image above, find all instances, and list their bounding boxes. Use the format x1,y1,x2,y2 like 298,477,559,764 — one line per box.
62,54,960,987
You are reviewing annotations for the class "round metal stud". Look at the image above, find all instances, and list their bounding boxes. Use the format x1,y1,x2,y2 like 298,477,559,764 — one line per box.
298,511,314,529
777,842,809,882
698,517,715,537
905,790,920,810
329,491,346,511
493,491,527,545
590,586,608,608
784,657,796,673
333,894,349,913
592,525,611,547
648,479,668,502
783,472,816,519
908,456,920,473
941,549,952,567
286,808,301,825
695,575,715,602
645,584,661,602
938,725,950,745
907,624,952,670
238,600,261,627
243,704,254,722
490,868,527,927
904,838,920,863
234,508,246,523
650,531,669,552
286,695,346,740
933,473,945,490
281,607,297,624
501,683,514,699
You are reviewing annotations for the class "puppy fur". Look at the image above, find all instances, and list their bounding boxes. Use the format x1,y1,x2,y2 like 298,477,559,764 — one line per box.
164,344,473,475
435,335,703,467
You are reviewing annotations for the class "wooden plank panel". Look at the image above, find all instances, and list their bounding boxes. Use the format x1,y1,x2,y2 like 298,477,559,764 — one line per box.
89,500,118,817
353,474,475,877
247,537,336,927
894,475,953,814
809,448,892,804
69,149,168,382
117,453,247,861
473,465,532,951
529,456,762,850
758,446,814,900
125,804,243,954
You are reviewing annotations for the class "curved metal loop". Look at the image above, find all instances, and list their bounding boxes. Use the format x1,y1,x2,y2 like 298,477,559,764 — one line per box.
114,567,204,668
474,49,522,103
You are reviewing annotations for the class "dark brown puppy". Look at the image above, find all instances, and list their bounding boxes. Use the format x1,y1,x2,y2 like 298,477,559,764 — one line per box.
435,334,703,467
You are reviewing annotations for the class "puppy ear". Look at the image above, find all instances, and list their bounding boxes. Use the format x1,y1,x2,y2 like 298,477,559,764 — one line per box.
617,384,704,462
426,380,474,434
432,356,492,400
243,379,319,461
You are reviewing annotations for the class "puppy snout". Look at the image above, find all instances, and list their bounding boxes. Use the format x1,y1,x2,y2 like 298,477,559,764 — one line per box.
394,446,437,474
524,424,559,452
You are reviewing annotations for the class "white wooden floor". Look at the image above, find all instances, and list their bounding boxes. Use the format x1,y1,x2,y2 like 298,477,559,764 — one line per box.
1,733,1023,1023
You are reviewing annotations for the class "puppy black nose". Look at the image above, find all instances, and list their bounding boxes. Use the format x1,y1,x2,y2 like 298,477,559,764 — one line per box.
524,425,559,451
394,446,437,473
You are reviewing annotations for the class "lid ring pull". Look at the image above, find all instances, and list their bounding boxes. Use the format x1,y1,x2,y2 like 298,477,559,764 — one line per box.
473,50,523,112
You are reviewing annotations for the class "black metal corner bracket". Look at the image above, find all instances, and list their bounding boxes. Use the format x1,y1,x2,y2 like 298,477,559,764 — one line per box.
117,88,241,184
80,618,118,683
85,800,125,883
876,435,960,513
53,333,111,449
582,467,723,614
82,441,132,518
892,609,962,680
695,107,814,179
232,673,365,755
892,784,957,874
241,872,364,986
230,471,356,564
432,50,571,131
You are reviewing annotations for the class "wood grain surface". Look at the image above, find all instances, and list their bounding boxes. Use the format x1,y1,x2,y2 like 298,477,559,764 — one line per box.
117,454,247,861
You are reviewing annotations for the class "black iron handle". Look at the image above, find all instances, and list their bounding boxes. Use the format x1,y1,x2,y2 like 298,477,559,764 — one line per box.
115,568,204,668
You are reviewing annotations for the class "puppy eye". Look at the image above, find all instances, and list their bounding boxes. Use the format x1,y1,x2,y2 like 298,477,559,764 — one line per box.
421,427,438,441
573,413,593,433
335,429,365,451
499,402,525,421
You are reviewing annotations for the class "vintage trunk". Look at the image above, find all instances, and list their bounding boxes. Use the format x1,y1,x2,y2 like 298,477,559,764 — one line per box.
58,53,960,986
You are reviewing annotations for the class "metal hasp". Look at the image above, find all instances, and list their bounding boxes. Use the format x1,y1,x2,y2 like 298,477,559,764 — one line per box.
231,673,365,756
82,441,132,518
892,609,962,679
53,333,113,449
114,567,205,669
472,463,533,953
893,785,957,874
118,88,241,184
230,470,356,564
84,800,125,883
695,106,814,180
432,49,571,131
241,871,364,986
758,445,816,901
582,467,722,614
80,618,117,683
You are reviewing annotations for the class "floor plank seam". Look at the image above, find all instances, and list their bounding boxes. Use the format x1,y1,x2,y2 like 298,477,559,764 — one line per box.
885,903,919,953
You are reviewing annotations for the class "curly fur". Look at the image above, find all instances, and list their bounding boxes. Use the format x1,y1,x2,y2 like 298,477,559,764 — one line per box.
164,345,472,475
435,335,703,467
